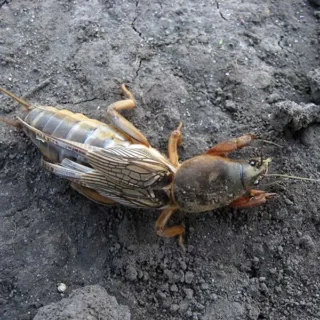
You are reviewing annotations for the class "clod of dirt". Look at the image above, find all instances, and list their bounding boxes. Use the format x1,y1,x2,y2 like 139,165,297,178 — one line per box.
33,285,130,320
299,235,315,252
271,100,320,133
204,299,247,320
307,68,320,103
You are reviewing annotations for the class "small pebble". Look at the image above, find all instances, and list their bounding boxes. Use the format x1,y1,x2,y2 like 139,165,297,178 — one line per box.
184,288,194,299
196,303,205,311
125,265,138,281
200,283,209,290
185,271,195,284
225,100,237,113
253,257,260,263
127,244,136,251
143,272,149,281
269,268,277,275
260,283,269,295
170,304,179,312
266,93,282,103
157,290,166,299
275,286,282,293
164,269,173,282
299,235,315,252
179,300,189,313
170,284,178,292
210,293,218,301
179,260,187,270
57,283,67,293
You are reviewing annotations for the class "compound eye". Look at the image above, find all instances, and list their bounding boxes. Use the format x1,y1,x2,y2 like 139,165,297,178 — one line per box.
249,159,257,166
254,180,260,186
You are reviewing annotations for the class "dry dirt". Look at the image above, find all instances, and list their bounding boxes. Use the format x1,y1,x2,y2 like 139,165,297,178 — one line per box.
0,0,320,319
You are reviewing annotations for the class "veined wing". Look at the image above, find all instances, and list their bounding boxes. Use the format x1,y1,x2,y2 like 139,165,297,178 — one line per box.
86,145,176,189
81,145,175,207
80,170,170,208
42,157,171,208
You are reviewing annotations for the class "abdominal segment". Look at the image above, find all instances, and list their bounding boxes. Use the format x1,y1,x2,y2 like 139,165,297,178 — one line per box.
21,106,131,163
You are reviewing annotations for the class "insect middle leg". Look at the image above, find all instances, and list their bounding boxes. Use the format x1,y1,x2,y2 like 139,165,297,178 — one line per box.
155,207,185,250
106,84,150,147
229,189,276,208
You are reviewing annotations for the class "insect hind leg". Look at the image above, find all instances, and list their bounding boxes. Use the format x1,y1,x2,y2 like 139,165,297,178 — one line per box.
106,84,150,147
71,183,117,206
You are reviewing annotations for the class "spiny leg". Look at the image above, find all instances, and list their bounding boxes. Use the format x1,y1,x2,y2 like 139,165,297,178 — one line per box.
71,183,117,206
206,134,256,156
155,207,185,250
106,84,150,147
229,189,276,209
168,122,182,167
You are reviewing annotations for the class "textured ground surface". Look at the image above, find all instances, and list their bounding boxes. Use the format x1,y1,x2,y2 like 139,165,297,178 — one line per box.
0,1,320,319
34,285,130,320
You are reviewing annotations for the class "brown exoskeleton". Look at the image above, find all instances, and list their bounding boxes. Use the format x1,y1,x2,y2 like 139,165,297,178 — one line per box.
0,85,276,248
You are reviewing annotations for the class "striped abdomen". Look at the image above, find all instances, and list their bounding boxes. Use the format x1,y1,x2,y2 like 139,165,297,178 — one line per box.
20,106,131,163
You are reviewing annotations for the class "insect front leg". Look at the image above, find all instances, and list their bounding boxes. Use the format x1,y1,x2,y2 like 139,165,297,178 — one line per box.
155,207,185,251
229,189,277,209
206,134,256,156
168,122,182,167
106,84,150,147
